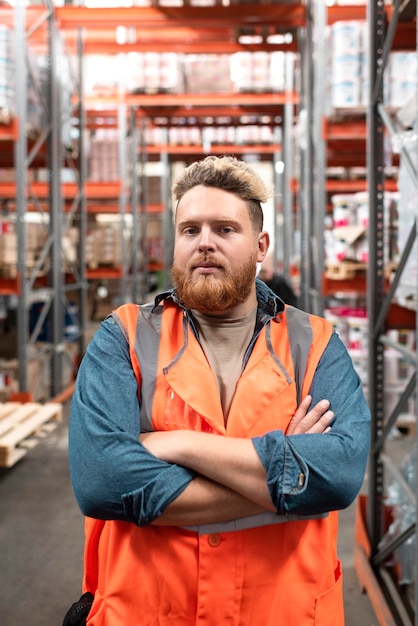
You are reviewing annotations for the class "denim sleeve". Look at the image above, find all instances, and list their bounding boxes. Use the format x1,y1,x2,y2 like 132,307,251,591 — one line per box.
252,332,371,515
68,316,195,526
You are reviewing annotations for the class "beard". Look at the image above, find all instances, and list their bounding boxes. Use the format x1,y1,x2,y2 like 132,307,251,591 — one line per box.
172,252,258,312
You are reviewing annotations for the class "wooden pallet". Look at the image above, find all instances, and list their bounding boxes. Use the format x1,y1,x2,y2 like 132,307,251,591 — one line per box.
0,402,62,467
325,261,367,280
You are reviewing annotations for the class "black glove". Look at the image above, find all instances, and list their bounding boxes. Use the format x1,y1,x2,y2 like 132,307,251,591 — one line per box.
62,592,94,626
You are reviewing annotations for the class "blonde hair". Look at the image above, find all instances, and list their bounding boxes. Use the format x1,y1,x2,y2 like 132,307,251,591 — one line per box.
172,155,271,232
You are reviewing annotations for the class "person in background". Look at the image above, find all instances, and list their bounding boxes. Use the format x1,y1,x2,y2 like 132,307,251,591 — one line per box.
67,155,370,626
258,256,299,307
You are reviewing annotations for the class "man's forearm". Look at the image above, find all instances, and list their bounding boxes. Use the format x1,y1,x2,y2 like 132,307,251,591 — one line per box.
142,430,276,512
140,396,334,519
152,474,267,526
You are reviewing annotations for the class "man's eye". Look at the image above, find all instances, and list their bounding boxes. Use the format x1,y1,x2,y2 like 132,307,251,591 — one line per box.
184,227,198,235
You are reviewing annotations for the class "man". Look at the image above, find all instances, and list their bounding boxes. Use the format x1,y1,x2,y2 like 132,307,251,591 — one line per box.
68,155,370,625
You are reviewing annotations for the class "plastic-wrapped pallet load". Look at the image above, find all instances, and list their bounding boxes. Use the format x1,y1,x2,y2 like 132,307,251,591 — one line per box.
395,127,418,309
329,21,363,109
0,25,14,122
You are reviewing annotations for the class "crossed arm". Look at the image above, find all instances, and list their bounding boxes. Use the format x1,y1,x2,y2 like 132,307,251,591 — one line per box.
70,320,370,526
141,395,334,526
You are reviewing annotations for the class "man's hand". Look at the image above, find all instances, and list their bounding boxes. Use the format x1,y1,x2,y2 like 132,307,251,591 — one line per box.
286,395,334,435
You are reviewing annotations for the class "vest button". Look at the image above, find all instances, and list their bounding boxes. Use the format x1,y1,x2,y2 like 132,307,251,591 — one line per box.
207,533,221,547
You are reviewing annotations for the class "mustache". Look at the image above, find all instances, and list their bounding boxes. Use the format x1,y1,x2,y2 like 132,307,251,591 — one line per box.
189,254,226,269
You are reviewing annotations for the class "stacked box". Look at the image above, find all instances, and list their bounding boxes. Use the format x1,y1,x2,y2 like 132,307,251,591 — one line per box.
184,54,232,93
88,129,133,182
231,51,294,93
325,191,397,265
0,232,17,267
89,129,119,181
0,219,50,277
86,224,131,269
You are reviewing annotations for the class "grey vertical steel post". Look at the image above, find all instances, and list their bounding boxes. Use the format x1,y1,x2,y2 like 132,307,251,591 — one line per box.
118,100,128,305
138,117,148,302
48,8,63,396
311,0,327,317
273,126,284,275
299,3,314,312
77,28,87,357
415,3,418,621
14,0,28,392
161,129,173,290
282,52,294,281
129,107,139,303
366,0,386,558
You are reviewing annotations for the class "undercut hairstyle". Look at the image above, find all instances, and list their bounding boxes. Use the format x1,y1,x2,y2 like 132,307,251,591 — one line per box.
172,155,271,233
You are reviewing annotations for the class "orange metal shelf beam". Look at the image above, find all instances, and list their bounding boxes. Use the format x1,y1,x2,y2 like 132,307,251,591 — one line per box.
325,179,398,193
323,117,367,140
55,4,306,30
144,143,280,155
0,276,20,296
86,267,123,280
80,92,298,108
0,118,18,141
0,182,122,200
127,91,299,107
82,41,297,54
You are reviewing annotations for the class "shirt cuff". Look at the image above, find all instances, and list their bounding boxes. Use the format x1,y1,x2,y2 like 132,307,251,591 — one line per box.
122,464,195,526
252,431,309,514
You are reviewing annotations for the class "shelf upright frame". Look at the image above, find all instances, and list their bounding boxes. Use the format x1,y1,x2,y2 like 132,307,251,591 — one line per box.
138,117,150,301
298,3,314,313
14,0,63,396
415,5,418,618
13,1,86,398
118,96,129,305
367,0,387,564
48,0,64,397
311,0,327,317
281,53,295,281
129,107,140,303
366,1,418,623
273,125,285,275
14,0,29,393
76,27,88,360
298,0,326,316
161,129,174,292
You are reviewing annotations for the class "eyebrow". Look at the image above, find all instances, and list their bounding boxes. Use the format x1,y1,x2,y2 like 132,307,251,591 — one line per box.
178,216,242,225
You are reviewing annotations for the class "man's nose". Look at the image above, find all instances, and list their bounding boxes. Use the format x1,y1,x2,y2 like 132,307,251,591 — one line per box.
198,228,215,251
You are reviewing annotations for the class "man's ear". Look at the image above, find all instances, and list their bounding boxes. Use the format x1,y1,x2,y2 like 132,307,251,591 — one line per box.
257,231,270,263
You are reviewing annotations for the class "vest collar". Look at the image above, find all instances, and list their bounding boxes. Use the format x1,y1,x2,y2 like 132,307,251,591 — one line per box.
153,279,284,329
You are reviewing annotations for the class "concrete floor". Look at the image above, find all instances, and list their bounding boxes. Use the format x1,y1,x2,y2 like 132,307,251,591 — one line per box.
0,400,384,626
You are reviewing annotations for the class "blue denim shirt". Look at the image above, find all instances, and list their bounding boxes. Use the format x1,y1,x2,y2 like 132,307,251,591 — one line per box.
69,280,371,526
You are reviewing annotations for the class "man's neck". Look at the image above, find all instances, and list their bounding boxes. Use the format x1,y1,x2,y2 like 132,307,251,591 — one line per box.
193,293,258,320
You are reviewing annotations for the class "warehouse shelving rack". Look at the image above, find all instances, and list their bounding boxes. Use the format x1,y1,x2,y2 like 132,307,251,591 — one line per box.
353,1,418,625
60,1,306,306
0,2,86,399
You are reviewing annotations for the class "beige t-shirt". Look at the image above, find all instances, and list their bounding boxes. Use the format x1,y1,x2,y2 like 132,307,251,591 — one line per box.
192,307,257,423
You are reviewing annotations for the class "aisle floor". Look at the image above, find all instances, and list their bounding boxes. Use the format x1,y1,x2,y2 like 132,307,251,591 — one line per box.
0,400,382,626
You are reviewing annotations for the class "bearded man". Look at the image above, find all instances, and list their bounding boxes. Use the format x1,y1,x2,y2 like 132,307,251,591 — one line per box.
67,155,370,626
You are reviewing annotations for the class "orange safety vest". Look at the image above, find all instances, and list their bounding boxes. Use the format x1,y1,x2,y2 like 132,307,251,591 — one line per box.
83,300,343,626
